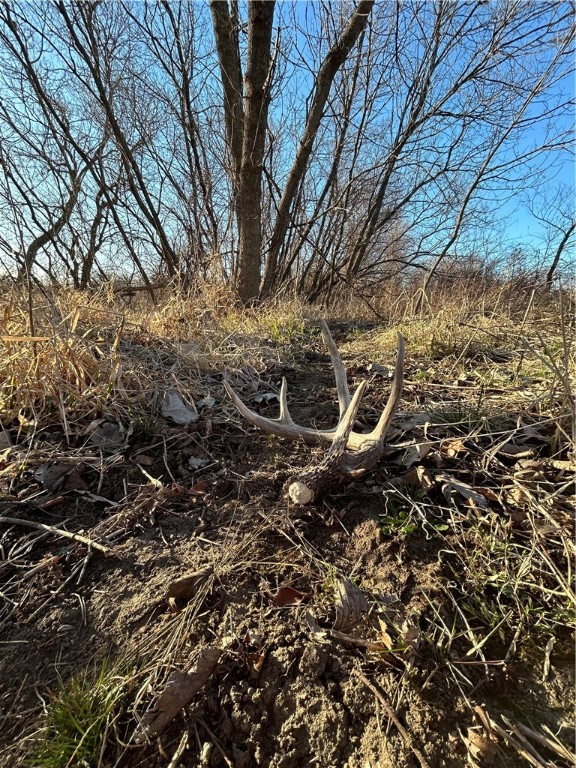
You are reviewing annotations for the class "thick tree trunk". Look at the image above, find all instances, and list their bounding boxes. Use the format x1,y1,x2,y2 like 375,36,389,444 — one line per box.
236,1,274,302
211,0,274,303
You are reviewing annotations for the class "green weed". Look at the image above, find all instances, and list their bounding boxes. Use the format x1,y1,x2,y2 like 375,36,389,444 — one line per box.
32,659,136,768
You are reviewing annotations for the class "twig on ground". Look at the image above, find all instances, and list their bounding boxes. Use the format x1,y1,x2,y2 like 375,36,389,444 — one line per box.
0,516,111,554
356,671,431,768
487,715,548,768
167,729,189,768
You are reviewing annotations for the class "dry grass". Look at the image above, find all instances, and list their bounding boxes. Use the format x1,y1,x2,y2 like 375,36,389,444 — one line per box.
0,279,574,768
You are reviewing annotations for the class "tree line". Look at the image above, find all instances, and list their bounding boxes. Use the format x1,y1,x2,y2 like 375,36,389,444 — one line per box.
0,1,573,303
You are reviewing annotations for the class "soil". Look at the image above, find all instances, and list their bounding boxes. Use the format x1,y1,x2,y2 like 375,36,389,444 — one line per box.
0,330,574,768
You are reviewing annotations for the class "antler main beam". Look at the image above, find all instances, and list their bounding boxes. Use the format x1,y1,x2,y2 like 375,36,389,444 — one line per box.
224,320,405,504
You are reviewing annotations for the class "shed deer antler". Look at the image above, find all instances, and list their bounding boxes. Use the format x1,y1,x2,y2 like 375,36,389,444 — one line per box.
224,320,405,505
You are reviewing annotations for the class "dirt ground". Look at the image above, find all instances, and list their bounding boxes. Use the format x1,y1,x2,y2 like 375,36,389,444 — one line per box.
0,323,574,767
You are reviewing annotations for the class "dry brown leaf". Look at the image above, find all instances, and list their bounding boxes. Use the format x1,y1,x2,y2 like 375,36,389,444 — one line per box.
190,480,209,496
438,474,488,511
134,645,221,742
247,650,267,673
166,567,213,603
34,463,89,492
333,578,369,631
133,453,155,466
475,486,500,502
507,487,530,506
440,438,468,457
465,728,498,764
398,442,434,467
403,465,435,491
270,585,309,607
377,617,395,649
401,619,421,652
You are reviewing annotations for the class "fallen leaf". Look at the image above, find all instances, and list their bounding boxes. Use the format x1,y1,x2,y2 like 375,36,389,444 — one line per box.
161,389,199,425
166,567,212,603
84,418,105,433
475,486,500,502
438,474,488,511
248,651,267,673
89,421,125,450
133,453,155,465
188,456,210,470
34,463,89,492
367,362,391,378
401,618,421,652
517,418,548,442
304,611,329,642
0,446,13,465
403,465,435,491
440,438,468,457
270,586,309,607
398,442,434,467
333,579,369,631
134,645,221,742
253,392,279,405
465,728,498,763
377,617,395,650
17,412,36,427
190,479,209,495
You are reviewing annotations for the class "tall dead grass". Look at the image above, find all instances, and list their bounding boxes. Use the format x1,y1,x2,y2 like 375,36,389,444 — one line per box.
0,279,572,439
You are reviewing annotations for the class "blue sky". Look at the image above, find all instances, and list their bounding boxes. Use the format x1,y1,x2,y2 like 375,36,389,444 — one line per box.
0,0,573,279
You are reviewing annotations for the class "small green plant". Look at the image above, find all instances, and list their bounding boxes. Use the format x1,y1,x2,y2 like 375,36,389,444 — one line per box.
373,485,423,535
268,319,302,343
32,658,135,768
132,413,162,440
429,401,485,432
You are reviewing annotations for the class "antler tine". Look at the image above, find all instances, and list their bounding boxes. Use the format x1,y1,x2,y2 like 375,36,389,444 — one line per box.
224,323,404,459
320,320,352,417
223,379,338,445
368,332,405,444
225,321,406,505
326,380,367,458
278,377,294,424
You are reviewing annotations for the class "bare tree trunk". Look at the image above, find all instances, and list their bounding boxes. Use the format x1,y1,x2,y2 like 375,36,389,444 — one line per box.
211,1,274,303
210,1,244,181
16,167,84,281
260,0,374,299
236,1,275,302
